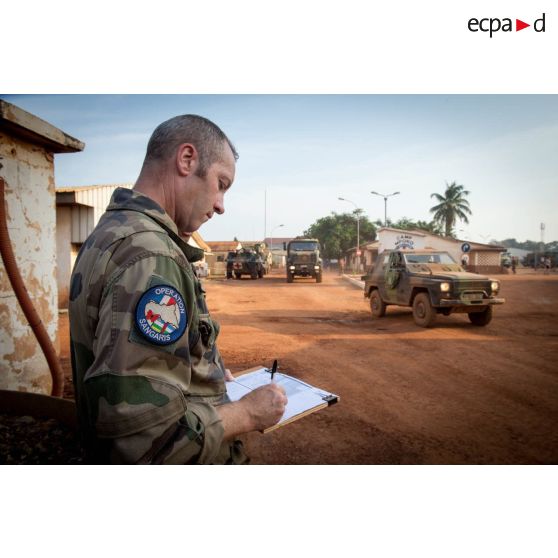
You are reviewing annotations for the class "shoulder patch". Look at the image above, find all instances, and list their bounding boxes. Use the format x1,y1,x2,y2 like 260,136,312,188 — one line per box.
135,285,187,345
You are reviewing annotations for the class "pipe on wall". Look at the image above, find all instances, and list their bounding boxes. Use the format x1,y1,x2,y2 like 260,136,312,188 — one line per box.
0,176,64,397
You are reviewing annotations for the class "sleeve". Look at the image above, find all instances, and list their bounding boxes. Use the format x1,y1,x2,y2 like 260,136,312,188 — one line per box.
83,250,225,464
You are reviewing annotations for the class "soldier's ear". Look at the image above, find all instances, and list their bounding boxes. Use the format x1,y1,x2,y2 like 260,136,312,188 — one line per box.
176,143,198,176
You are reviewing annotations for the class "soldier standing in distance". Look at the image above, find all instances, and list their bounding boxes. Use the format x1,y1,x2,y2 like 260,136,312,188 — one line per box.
69,115,287,464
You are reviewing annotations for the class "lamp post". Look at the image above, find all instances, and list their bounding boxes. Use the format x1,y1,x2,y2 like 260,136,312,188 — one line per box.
370,191,400,227
338,197,360,273
270,224,284,270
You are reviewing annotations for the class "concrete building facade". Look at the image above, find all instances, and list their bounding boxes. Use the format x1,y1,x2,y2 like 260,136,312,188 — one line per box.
354,228,505,274
0,100,84,394
205,241,241,275
263,236,293,268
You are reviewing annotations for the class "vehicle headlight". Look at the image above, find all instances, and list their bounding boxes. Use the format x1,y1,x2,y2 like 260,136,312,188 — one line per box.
289,266,295,271
314,265,320,270
440,282,450,292
491,281,499,292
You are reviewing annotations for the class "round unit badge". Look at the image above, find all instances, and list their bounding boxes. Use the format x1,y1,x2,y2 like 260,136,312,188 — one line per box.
135,285,187,345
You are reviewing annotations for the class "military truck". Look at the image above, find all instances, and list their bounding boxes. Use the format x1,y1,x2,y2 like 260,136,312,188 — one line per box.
362,249,505,327
286,238,323,283
226,248,266,280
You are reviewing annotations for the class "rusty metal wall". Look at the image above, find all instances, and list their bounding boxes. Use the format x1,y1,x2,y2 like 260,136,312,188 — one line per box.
0,134,57,394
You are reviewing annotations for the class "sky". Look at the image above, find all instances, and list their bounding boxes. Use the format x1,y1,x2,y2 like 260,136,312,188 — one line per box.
4,94,557,244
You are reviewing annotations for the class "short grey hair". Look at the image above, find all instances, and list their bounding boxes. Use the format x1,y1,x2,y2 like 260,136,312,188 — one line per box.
143,114,238,176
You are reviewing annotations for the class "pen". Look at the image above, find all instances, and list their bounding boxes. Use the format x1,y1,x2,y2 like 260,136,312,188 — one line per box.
270,359,277,382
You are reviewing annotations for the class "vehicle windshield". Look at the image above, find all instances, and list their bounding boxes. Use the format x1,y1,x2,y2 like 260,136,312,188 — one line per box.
289,242,318,251
404,252,456,264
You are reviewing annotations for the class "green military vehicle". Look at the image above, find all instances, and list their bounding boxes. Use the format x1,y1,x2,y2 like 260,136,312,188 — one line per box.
226,248,266,280
286,238,323,283
362,249,505,327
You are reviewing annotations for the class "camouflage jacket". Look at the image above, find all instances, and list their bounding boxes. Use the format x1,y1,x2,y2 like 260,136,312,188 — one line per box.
69,188,241,464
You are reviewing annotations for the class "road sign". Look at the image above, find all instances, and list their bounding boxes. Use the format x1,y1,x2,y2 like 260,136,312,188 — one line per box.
461,243,471,253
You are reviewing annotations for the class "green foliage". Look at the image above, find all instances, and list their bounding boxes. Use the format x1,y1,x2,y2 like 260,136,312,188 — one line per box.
304,211,377,259
499,238,558,252
374,217,442,234
429,181,472,237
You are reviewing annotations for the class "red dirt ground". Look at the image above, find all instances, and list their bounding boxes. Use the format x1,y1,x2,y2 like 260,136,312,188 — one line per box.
58,269,558,464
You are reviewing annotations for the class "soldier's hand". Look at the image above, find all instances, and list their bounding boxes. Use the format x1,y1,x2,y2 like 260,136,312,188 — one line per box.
240,383,288,432
223,368,235,382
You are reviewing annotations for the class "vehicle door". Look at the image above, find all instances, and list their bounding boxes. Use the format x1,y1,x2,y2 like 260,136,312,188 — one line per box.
396,254,413,304
383,252,403,303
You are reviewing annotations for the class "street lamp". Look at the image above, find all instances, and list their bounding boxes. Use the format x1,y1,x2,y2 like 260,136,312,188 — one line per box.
270,224,284,270
370,191,400,227
338,197,360,273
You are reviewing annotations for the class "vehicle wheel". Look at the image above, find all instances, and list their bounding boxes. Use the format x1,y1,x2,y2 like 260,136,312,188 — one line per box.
468,306,493,326
316,273,322,283
251,272,258,280
369,290,386,318
258,268,264,278
412,292,436,327
226,272,232,279
287,273,293,283
235,273,241,279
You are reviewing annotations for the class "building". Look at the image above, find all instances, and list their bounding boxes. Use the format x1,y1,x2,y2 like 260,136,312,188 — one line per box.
355,228,505,274
56,184,212,307
262,236,293,268
205,241,242,275
189,232,212,277
0,100,84,394
363,241,379,269
56,183,132,307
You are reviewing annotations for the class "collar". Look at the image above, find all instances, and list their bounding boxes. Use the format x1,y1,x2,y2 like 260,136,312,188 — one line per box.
107,187,204,263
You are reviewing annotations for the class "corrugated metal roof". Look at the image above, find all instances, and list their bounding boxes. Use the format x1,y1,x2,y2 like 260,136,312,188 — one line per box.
56,183,133,192
55,184,211,250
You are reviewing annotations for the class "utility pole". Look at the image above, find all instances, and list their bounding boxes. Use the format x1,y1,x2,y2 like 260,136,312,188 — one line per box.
338,197,360,274
539,222,546,272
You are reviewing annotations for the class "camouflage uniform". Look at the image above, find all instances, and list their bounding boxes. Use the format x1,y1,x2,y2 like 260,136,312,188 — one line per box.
69,187,247,464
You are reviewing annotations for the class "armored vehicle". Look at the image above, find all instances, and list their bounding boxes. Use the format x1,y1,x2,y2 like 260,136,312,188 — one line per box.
286,238,323,283
362,249,505,327
226,248,266,280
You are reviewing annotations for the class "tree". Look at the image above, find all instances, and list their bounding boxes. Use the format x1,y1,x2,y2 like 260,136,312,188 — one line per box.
372,217,442,235
304,211,377,260
429,181,472,237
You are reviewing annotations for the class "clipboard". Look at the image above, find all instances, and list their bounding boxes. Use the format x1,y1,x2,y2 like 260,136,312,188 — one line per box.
226,365,339,433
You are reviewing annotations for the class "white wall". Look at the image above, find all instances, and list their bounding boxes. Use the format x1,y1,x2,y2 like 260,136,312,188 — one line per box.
0,134,57,394
378,229,427,254
377,228,502,270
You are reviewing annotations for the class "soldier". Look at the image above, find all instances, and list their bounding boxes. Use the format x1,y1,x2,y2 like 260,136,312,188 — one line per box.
69,115,287,464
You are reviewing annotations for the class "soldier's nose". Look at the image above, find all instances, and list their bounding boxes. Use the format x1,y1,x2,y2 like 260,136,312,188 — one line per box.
214,198,225,215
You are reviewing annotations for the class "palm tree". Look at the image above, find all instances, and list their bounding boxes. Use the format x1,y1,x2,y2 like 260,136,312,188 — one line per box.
429,181,472,237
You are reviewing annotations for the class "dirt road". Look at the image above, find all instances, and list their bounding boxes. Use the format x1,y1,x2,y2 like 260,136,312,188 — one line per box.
59,270,558,464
